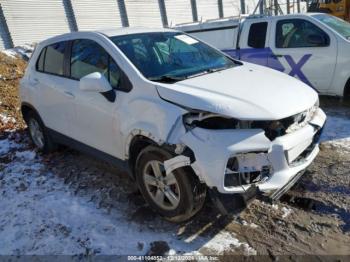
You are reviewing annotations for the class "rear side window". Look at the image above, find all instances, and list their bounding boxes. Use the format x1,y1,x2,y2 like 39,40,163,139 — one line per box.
70,39,109,80
44,42,67,76
248,22,268,48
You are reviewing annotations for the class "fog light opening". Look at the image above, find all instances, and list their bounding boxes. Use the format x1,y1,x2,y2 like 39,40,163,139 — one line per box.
224,153,271,188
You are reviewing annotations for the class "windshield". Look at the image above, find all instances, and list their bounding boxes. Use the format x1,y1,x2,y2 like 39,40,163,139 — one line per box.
313,14,350,40
110,32,237,82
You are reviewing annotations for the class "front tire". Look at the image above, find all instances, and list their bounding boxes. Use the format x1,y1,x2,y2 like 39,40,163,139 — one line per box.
24,111,56,153
135,145,206,223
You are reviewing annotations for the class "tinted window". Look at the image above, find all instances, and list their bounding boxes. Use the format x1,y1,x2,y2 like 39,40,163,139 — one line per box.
276,19,329,48
313,14,350,40
110,32,236,81
109,57,121,89
248,22,268,48
44,42,66,75
36,47,46,71
70,39,122,89
70,39,108,80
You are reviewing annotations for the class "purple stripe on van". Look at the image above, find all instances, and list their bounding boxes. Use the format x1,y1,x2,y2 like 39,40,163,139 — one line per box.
223,48,315,89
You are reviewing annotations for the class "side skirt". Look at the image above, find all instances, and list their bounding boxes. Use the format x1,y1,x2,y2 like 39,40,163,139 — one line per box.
48,128,132,177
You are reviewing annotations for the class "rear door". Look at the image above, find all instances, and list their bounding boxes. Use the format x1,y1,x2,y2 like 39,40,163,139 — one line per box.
268,17,337,92
238,19,271,67
33,41,75,136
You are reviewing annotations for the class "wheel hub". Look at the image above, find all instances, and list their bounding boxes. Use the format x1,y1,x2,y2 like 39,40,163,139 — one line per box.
143,160,180,210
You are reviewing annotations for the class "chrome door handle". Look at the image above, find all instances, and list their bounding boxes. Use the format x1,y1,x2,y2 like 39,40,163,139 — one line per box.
64,91,75,98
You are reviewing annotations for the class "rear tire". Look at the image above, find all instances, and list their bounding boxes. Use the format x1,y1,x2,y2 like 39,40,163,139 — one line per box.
135,145,206,223
24,111,57,153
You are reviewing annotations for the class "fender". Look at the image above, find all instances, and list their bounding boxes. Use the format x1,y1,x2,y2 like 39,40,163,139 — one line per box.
120,96,187,159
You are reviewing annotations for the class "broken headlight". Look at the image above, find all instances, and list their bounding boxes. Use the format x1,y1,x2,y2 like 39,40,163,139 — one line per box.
183,112,290,140
183,112,238,130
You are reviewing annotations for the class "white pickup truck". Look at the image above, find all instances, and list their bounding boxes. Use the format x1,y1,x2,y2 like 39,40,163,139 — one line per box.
175,13,350,97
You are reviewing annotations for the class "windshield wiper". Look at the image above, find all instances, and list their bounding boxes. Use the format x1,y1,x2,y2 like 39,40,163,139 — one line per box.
186,65,234,79
207,65,235,73
148,75,186,83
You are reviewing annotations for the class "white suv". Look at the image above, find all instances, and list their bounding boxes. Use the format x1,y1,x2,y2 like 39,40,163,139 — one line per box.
20,28,326,222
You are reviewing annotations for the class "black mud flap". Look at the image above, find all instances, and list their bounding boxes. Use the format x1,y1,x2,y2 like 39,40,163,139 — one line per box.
209,185,259,215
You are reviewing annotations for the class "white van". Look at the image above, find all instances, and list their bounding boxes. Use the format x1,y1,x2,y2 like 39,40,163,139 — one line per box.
175,13,350,97
20,28,325,221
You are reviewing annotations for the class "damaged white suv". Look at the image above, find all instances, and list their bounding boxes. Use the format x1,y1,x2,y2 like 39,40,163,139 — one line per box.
20,28,326,222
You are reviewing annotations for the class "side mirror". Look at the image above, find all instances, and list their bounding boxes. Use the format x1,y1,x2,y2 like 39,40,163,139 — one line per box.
79,72,115,102
307,34,327,46
79,72,112,93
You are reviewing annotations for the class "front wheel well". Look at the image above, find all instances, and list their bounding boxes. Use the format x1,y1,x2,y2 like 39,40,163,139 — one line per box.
128,135,157,175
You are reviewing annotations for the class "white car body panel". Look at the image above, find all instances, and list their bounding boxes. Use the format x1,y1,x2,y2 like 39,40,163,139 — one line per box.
157,62,318,120
20,28,327,198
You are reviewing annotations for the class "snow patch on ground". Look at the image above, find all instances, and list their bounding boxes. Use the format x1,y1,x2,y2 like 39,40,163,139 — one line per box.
0,113,16,124
0,137,23,155
321,114,350,151
190,231,257,255
281,207,292,219
1,44,34,61
272,204,279,210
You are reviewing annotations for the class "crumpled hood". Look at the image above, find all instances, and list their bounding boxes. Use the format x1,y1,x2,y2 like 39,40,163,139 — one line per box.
156,62,318,120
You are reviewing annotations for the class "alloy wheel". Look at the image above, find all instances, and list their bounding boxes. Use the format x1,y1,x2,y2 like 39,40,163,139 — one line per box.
143,160,180,210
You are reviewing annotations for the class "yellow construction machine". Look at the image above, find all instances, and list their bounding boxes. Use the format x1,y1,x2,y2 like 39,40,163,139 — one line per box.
308,0,350,21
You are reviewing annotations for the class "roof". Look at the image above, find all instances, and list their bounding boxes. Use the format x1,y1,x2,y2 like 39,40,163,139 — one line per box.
36,26,179,47
247,12,323,20
95,27,177,37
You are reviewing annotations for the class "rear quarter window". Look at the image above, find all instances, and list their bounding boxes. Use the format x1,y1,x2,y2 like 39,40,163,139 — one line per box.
36,47,46,72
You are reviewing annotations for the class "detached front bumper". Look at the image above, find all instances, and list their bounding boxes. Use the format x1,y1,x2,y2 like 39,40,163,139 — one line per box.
176,108,326,196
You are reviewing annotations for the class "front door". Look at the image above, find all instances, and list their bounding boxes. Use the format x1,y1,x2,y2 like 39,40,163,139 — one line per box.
66,38,123,158
268,17,337,92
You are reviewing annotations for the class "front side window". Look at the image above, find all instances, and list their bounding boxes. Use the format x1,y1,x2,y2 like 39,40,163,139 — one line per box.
109,57,121,89
44,41,67,75
248,22,268,48
70,39,109,80
70,39,121,89
313,14,350,40
276,19,329,48
110,32,237,82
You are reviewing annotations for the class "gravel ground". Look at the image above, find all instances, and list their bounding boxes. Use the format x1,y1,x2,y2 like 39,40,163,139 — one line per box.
0,53,349,257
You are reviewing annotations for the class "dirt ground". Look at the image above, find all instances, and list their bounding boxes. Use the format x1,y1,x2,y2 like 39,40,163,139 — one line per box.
0,53,350,257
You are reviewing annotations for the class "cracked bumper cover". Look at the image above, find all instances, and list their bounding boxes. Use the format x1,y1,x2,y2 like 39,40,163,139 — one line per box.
167,108,326,195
